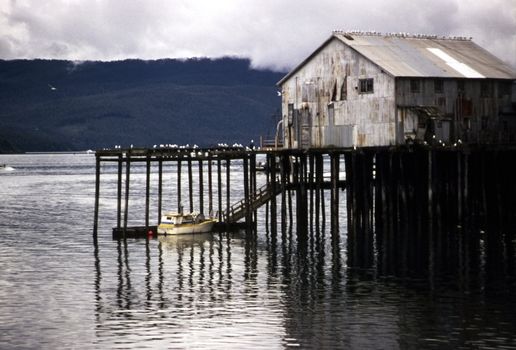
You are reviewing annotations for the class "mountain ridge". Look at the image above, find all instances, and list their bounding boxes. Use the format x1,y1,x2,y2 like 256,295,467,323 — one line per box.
0,58,285,152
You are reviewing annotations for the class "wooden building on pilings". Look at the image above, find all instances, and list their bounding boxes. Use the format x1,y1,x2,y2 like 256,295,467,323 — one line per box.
277,31,516,148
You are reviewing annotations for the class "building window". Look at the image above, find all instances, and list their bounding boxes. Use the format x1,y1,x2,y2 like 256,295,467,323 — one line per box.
410,79,421,93
359,78,374,93
434,79,444,93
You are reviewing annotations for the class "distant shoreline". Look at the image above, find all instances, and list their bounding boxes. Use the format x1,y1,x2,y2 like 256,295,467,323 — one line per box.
25,151,94,155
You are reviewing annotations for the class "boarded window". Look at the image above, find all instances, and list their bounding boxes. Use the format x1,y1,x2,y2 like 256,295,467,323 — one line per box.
410,79,420,93
359,78,374,93
434,79,444,93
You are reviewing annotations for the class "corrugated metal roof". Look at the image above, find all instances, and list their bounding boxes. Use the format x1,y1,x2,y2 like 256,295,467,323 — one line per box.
334,32,516,79
278,32,516,85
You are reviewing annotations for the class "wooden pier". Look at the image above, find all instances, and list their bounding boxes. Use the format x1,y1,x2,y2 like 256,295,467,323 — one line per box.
93,146,347,238
93,145,516,286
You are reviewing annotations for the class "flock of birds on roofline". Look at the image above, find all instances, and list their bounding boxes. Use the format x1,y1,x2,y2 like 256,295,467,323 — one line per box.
333,30,473,41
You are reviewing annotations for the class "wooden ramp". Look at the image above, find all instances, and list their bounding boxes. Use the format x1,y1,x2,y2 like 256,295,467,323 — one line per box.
223,183,281,223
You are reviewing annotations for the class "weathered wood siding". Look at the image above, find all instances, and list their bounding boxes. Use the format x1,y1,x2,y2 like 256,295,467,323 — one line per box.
280,38,397,148
396,78,515,143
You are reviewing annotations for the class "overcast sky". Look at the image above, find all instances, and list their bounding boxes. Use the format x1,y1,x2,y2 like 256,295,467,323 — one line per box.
1,0,515,71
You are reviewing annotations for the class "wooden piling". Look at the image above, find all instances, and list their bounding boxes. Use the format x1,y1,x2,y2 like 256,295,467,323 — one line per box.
93,155,101,240
217,158,222,222
177,159,182,211
330,152,339,235
158,158,163,223
188,156,193,213
428,149,434,287
315,153,323,236
243,155,250,229
294,154,308,238
250,152,257,230
198,160,204,214
309,153,315,234
123,154,131,237
280,154,287,236
145,156,151,228
269,154,278,236
208,157,213,215
226,158,231,223
117,155,122,228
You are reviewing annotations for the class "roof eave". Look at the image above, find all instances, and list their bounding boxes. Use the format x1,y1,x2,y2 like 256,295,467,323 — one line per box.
276,35,337,86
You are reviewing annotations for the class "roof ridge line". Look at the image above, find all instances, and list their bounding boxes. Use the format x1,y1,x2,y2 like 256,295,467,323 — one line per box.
332,30,473,41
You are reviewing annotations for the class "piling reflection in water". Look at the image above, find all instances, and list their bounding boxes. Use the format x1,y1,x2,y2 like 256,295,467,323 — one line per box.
371,148,516,291
260,147,516,292
93,226,350,348
93,222,516,349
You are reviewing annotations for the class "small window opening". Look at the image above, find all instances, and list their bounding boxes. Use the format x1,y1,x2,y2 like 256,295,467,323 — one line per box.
359,78,374,94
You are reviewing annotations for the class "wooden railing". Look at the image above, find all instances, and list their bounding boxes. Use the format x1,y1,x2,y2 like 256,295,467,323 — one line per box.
223,182,281,223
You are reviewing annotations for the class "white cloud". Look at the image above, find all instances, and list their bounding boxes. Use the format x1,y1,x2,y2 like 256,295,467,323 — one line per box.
0,0,515,70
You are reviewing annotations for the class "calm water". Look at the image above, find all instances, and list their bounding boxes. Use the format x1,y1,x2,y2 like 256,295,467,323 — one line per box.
1,153,515,349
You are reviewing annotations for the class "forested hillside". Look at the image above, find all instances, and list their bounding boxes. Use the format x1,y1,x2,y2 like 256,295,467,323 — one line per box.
0,58,285,152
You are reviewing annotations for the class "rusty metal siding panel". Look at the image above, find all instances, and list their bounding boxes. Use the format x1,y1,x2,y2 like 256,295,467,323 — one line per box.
320,125,356,147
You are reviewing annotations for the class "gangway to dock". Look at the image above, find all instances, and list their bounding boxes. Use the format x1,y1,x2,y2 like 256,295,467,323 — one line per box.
223,182,282,223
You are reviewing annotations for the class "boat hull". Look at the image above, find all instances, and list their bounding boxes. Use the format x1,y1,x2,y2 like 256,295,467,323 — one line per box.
157,219,216,235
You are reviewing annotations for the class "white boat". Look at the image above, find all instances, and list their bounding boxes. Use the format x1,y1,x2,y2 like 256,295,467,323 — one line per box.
0,164,15,172
157,211,216,235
